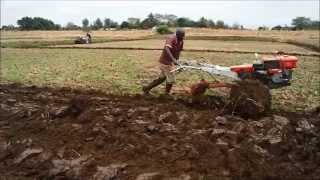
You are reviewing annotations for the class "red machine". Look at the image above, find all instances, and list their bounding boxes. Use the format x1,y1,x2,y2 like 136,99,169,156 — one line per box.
174,54,298,89
172,54,298,115
230,55,298,88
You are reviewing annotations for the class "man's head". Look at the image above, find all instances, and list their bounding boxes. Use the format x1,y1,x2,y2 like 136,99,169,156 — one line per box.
176,28,185,41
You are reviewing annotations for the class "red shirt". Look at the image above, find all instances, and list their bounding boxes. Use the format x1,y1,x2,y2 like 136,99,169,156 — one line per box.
159,35,184,65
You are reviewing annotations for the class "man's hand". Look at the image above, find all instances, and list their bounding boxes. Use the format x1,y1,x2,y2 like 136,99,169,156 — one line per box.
173,59,180,65
165,47,180,65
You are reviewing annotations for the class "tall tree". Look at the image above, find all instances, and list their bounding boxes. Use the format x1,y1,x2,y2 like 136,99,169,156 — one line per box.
120,21,130,29
310,20,320,30
17,16,59,30
176,17,196,27
65,22,80,30
208,20,215,28
197,17,209,27
103,18,111,29
82,18,89,30
292,17,312,30
216,20,225,29
164,14,178,27
92,18,103,30
154,13,178,27
140,13,159,29
110,21,118,28
127,18,140,29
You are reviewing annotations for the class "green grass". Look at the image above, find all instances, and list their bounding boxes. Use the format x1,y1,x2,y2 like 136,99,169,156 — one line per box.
1,48,319,111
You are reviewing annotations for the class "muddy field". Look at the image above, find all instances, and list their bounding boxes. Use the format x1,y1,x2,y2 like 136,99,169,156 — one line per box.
0,83,319,179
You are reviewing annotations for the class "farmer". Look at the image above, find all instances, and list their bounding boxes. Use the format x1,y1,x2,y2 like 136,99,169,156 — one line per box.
142,28,185,95
86,33,92,43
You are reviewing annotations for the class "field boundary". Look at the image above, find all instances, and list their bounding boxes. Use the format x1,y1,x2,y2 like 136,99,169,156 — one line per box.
28,46,320,57
155,35,320,52
0,35,155,48
2,34,319,52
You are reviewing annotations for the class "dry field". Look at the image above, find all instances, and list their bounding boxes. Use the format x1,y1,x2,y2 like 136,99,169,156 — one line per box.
1,29,319,50
184,28,320,48
0,30,153,41
56,39,319,55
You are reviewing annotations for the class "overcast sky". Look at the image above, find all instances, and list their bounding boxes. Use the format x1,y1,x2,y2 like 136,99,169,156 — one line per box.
1,1,319,29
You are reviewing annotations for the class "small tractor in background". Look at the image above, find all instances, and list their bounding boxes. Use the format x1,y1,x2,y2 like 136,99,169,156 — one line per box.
74,33,92,44
174,53,298,117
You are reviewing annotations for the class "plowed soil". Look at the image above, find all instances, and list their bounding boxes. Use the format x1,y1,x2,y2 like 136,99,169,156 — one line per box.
0,83,319,180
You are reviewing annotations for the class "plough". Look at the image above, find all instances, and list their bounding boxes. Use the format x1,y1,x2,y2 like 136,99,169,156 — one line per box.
173,53,298,116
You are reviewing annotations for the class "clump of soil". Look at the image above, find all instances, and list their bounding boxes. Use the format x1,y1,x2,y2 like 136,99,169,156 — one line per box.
230,79,271,118
190,79,209,96
188,79,271,118
0,83,318,179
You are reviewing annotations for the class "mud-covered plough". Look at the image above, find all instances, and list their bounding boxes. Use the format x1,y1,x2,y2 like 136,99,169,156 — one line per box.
173,53,298,116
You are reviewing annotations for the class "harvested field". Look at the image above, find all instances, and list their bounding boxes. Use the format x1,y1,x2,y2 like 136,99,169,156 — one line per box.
54,39,319,55
2,29,319,50
0,83,319,179
0,30,153,41
184,29,320,49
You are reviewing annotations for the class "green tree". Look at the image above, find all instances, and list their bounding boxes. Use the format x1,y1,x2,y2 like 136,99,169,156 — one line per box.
271,25,282,30
208,20,215,28
292,17,312,30
127,18,140,29
165,14,178,27
120,21,130,29
197,17,209,27
17,17,34,30
65,22,80,30
216,20,225,29
110,21,118,28
310,20,320,30
92,18,103,30
1,25,16,31
82,18,89,30
17,16,59,30
141,13,159,29
176,17,196,27
103,18,111,29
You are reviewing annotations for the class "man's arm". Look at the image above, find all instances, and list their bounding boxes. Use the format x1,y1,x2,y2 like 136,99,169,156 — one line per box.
165,46,179,65
177,41,183,59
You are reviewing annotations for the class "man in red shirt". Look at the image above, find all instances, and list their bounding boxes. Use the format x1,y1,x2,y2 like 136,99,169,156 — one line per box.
143,28,185,95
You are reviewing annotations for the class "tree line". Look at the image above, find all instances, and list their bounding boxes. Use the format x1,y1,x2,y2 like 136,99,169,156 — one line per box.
2,13,243,31
258,17,319,31
1,14,319,31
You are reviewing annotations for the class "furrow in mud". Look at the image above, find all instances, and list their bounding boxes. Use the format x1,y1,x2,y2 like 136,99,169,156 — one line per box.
0,83,319,179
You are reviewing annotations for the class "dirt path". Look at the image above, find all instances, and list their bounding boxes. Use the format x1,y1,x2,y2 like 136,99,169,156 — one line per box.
0,83,319,179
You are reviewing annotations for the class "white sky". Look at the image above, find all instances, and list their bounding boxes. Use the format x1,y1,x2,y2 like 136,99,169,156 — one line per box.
1,1,319,29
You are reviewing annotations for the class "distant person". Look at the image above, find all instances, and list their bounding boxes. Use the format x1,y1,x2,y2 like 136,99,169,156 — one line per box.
142,28,185,95
86,33,92,43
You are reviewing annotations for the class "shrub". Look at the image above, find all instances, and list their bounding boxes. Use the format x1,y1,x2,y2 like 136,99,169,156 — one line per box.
156,25,172,34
